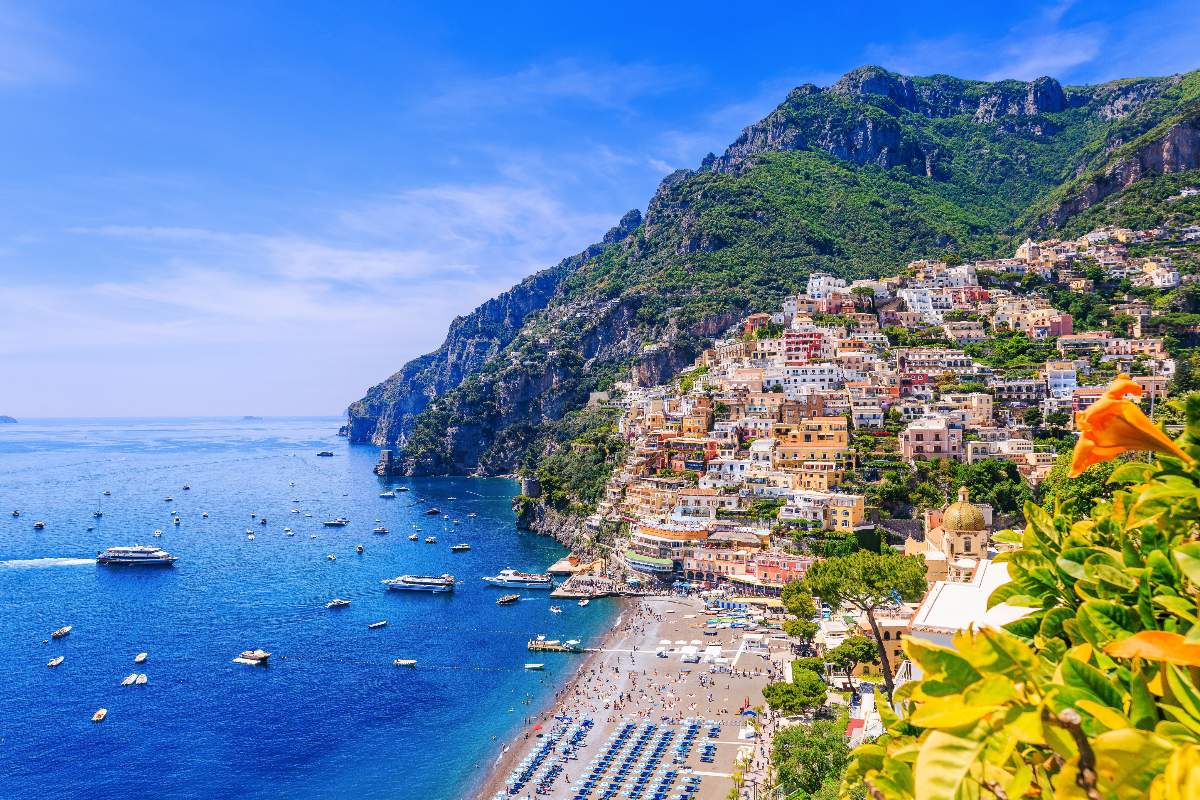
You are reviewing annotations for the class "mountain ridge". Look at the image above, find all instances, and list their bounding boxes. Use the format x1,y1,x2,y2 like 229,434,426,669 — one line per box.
347,64,1200,484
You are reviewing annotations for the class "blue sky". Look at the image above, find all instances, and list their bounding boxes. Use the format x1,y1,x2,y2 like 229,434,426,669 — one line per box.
2,0,1198,417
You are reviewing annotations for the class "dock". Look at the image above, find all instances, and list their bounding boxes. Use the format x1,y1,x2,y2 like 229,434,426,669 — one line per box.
527,638,583,653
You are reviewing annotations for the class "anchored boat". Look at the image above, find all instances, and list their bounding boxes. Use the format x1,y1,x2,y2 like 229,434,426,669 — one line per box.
381,574,455,593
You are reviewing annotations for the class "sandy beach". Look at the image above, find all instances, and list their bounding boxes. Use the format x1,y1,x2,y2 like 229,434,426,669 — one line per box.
475,595,790,800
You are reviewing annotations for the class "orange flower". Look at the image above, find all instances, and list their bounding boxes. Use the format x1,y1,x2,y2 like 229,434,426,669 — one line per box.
1068,374,1191,477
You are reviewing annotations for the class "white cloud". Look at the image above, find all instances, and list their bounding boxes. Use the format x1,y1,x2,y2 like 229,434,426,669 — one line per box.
424,58,696,114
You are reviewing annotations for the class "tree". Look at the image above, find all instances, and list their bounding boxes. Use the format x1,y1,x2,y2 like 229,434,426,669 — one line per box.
1038,449,1123,520
781,583,819,648
762,668,827,715
799,550,927,701
824,635,879,688
1022,406,1042,427
772,715,851,798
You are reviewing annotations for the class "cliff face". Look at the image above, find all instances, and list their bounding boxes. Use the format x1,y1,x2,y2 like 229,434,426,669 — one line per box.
347,64,1200,481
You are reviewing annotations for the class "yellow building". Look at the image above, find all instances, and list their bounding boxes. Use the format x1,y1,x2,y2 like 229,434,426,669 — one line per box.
773,417,849,468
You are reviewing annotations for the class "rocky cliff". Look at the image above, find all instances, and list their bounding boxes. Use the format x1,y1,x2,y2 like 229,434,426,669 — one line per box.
347,64,1200,493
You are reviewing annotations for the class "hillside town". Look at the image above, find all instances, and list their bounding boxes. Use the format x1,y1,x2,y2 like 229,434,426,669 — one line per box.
552,219,1199,701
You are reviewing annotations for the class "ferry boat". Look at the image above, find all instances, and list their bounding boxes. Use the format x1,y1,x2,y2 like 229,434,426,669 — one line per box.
322,517,350,527
97,546,177,566
482,569,555,590
496,594,520,605
381,574,455,593
450,543,470,552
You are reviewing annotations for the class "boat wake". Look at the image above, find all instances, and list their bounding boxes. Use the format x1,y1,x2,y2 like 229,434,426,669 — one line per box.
0,557,94,569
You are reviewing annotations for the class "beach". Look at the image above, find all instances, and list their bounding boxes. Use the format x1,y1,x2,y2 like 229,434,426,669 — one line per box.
475,595,789,800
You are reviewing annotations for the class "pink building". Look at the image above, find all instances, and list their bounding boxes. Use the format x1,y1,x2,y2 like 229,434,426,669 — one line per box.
900,416,964,461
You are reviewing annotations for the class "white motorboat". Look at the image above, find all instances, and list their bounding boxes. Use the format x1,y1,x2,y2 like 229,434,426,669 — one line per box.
483,569,555,590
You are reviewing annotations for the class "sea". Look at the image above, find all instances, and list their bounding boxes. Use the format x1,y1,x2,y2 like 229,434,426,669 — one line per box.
0,417,617,799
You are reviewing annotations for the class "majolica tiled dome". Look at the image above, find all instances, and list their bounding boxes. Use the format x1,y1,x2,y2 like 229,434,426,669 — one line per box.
943,487,985,532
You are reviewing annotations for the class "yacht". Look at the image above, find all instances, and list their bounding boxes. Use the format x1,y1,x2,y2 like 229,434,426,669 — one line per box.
379,490,396,498
134,652,148,664
102,491,111,496
33,520,45,529
408,533,419,541
373,526,389,534
238,649,271,664
368,620,388,629
47,656,64,668
121,673,137,686
496,594,520,605
395,486,410,492
92,708,108,723
97,546,177,566
393,659,417,667
322,517,350,527
381,574,455,593
482,569,555,590
424,508,440,516
450,543,470,552
326,598,351,609
316,451,334,457
424,536,437,544
51,626,72,639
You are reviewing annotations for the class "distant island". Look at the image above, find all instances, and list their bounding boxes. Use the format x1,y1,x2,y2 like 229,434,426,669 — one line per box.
0,416,17,424
241,415,263,420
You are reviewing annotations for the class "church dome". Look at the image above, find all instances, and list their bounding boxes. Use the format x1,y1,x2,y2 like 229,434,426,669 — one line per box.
943,487,985,532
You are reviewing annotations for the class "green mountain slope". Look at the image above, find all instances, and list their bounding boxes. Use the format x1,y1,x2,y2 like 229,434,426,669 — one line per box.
347,65,1200,498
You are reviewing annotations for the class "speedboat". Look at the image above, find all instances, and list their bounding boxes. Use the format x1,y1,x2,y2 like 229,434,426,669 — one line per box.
174,517,182,525
356,544,364,553
379,491,396,498
424,536,437,544
578,599,590,607
47,656,64,668
549,606,563,614
121,673,137,686
327,554,336,561
393,659,417,667
153,529,162,537
496,594,520,605
450,543,470,552
316,451,334,457
202,512,209,518
424,508,440,516
135,674,148,685
33,520,45,529
381,574,455,593
10,510,18,517
97,546,177,566
482,569,555,590
524,663,544,671
238,649,271,664
51,626,71,639
92,708,107,723
102,491,111,496
326,598,351,609
134,652,148,664
182,485,190,491
408,533,418,541
284,528,293,535
322,518,349,527
395,487,409,492
367,620,388,629
373,526,389,534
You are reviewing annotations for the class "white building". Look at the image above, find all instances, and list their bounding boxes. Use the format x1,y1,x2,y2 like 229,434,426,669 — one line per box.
807,272,847,300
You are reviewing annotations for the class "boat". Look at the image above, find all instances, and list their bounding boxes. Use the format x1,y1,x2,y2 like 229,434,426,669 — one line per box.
381,574,455,593
183,485,191,490
395,486,409,492
322,518,349,527
284,528,293,535
51,626,72,639
368,620,388,629
327,554,336,561
356,544,364,554
450,543,470,552
408,533,418,541
135,674,148,685
316,451,334,457
496,594,520,605
482,569,555,590
467,513,477,518
524,663,545,671
164,497,173,502
153,530,162,537
550,606,563,614
447,496,457,500
424,536,437,544
47,656,64,668
134,652,147,664
247,533,256,540
11,510,18,517
237,649,271,664
373,526,388,534
92,708,107,723
528,636,582,653
121,673,137,686
202,512,209,518
93,499,103,518
379,491,396,498
174,517,181,525
393,659,417,667
326,598,351,609
259,517,267,525
424,508,440,516
102,491,111,496
33,520,45,529
578,599,590,607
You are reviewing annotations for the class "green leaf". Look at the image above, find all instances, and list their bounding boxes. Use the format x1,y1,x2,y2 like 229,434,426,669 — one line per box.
1174,543,1200,585
1061,656,1126,711
913,730,985,800
1076,601,1137,648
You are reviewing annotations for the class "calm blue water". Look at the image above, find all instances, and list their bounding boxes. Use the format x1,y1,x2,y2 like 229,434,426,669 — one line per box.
0,418,616,799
